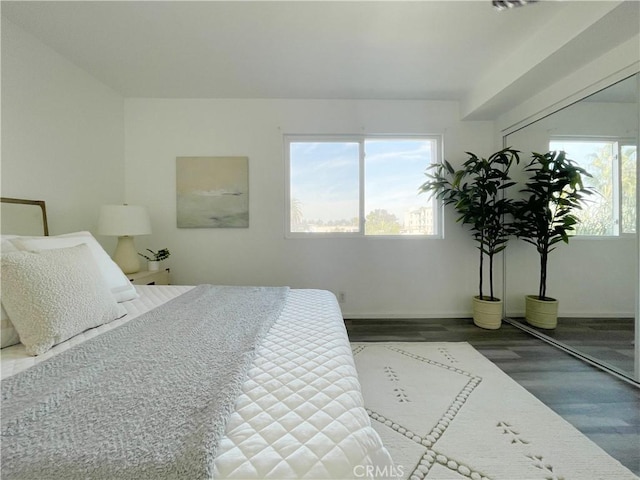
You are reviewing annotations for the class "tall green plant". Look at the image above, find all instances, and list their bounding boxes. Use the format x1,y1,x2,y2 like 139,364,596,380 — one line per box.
513,151,593,300
420,147,520,301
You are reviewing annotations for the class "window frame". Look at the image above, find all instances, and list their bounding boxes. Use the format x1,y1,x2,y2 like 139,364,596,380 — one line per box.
619,140,637,235
284,134,444,239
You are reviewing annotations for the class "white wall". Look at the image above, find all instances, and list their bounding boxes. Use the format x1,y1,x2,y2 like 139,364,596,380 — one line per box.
124,98,495,317
1,18,124,239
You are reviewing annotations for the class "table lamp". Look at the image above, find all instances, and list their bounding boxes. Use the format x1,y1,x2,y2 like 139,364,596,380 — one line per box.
98,204,152,274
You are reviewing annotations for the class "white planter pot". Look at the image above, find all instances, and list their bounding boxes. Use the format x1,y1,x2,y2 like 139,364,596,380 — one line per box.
148,260,160,271
472,296,502,330
525,295,558,329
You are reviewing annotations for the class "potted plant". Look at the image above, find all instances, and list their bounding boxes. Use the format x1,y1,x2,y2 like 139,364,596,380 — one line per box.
420,147,520,329
512,150,593,329
138,248,170,271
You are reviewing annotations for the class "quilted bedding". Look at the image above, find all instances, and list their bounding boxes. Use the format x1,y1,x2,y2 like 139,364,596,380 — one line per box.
1,285,393,479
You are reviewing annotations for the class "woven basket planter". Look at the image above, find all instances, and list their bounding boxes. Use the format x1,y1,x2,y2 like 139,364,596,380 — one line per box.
525,295,558,329
472,296,503,330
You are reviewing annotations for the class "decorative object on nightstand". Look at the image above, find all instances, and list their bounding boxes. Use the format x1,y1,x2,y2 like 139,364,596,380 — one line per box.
128,268,170,286
138,248,170,271
98,204,152,274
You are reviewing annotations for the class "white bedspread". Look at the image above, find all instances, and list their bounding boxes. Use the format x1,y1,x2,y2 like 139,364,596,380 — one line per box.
1,285,392,479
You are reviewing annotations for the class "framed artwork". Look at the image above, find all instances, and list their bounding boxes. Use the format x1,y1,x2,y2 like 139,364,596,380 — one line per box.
176,156,249,228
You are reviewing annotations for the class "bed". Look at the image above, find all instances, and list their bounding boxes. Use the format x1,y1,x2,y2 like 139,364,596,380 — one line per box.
1,198,392,479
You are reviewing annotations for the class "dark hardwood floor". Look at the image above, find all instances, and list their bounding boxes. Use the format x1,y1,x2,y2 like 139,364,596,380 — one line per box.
510,316,635,377
345,318,640,476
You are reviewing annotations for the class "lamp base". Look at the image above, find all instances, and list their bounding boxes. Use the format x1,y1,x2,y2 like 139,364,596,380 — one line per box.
113,236,140,274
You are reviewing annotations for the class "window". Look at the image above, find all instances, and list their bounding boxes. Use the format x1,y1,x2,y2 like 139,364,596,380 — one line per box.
286,135,442,236
549,138,637,236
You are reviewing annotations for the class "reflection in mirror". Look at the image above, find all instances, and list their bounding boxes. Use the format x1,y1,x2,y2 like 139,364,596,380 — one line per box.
504,73,639,383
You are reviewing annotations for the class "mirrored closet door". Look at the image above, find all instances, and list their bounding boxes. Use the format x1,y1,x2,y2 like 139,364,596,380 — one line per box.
503,73,639,383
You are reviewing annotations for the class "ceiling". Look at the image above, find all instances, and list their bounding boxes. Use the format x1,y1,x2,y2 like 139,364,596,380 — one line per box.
2,1,639,119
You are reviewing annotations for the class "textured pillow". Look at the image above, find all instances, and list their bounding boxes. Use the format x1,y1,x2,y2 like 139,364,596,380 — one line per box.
9,231,138,302
1,244,121,355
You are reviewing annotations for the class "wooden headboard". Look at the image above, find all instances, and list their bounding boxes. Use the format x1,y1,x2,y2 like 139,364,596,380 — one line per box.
0,197,49,236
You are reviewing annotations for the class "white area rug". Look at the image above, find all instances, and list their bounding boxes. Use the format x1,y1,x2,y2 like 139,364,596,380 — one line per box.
352,342,638,480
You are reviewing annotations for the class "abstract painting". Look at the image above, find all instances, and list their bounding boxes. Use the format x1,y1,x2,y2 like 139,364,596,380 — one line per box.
176,156,249,228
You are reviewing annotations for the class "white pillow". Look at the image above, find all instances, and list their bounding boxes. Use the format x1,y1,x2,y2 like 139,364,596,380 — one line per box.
1,244,122,356
9,231,138,302
1,236,21,347
1,304,20,348
1,235,19,254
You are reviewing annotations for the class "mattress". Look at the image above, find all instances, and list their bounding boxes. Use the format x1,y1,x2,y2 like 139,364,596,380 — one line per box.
1,285,392,478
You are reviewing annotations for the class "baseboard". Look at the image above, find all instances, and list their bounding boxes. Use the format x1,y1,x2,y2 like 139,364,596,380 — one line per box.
507,311,635,318
343,311,635,320
342,312,472,320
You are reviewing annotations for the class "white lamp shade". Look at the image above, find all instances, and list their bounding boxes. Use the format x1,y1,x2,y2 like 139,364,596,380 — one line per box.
98,205,152,237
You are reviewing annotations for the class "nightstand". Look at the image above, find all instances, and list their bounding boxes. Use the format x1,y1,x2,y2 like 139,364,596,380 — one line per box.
128,268,170,285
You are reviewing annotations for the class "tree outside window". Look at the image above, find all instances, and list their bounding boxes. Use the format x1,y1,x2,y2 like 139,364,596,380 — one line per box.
549,139,636,236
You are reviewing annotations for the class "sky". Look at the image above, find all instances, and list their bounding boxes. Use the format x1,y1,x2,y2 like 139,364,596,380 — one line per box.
290,138,437,224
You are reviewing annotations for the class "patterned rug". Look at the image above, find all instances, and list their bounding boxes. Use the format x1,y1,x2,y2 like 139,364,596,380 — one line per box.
352,342,638,480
